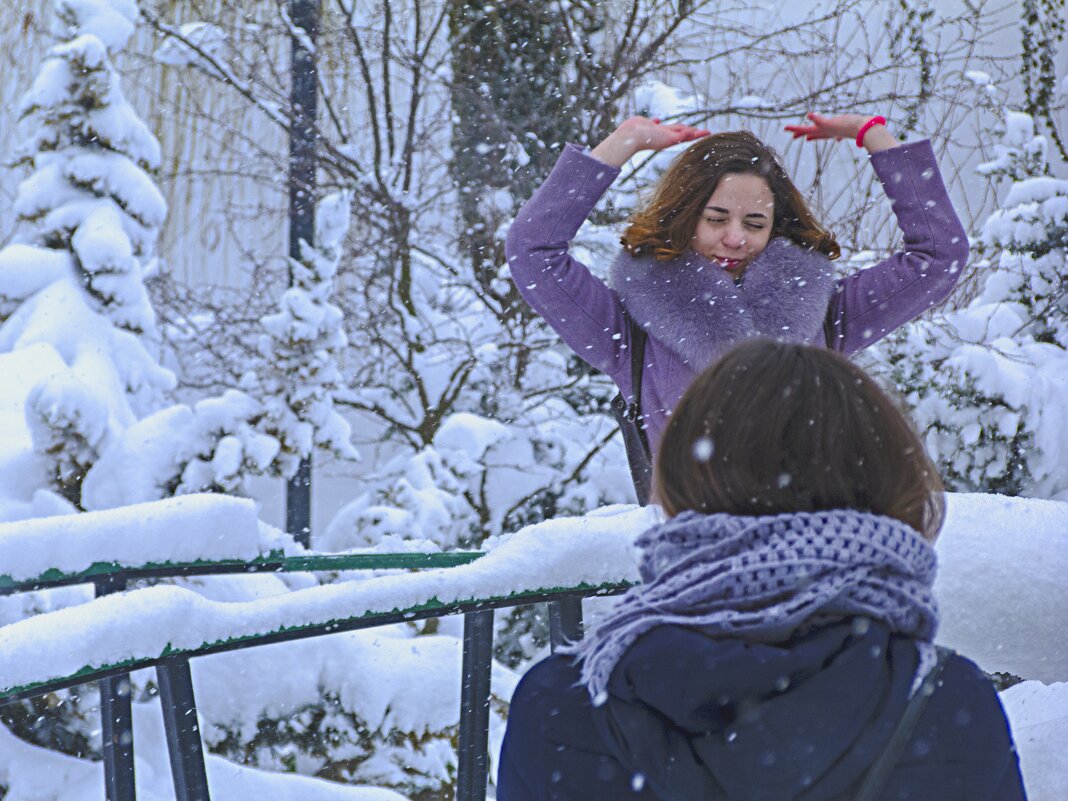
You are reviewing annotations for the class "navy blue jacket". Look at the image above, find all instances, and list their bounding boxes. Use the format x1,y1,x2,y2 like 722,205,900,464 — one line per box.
498,620,1025,801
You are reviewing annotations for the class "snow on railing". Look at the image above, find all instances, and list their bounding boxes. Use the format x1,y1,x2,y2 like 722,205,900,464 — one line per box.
3,494,1068,691
0,494,278,582
0,504,652,696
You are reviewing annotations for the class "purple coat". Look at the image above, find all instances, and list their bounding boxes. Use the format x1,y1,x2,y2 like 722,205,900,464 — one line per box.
505,141,968,455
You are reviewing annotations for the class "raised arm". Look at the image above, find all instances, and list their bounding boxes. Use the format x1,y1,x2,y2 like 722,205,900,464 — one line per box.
786,113,969,353
505,118,709,378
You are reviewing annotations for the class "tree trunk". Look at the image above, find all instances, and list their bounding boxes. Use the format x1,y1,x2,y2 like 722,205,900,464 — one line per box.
446,1,611,294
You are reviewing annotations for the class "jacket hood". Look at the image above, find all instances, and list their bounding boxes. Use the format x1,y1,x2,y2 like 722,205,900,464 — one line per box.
591,619,921,801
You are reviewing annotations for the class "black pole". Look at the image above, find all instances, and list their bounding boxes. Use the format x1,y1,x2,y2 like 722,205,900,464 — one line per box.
157,657,210,801
94,576,136,801
286,456,312,548
285,0,319,548
456,610,494,801
548,596,584,652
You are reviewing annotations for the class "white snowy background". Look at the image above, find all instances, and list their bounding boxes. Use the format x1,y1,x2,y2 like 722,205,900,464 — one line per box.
0,0,1066,799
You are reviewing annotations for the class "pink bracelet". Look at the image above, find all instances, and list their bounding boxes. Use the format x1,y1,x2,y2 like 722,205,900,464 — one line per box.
855,116,887,148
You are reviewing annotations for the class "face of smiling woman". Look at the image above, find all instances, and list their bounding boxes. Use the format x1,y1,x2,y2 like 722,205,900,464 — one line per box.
691,172,775,279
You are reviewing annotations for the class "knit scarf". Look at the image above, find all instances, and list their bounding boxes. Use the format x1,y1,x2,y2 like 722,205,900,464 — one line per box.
606,238,838,370
570,509,939,699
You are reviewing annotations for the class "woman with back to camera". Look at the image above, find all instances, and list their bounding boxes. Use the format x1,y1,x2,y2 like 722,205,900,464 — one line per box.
506,113,968,499
497,339,1026,801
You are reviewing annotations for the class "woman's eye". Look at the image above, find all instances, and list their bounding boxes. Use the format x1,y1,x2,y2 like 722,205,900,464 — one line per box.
705,218,726,224
745,224,766,231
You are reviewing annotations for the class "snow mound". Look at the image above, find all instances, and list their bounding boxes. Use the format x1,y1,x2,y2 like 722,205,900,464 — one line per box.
936,493,1068,683
1001,681,1068,800
0,701,408,801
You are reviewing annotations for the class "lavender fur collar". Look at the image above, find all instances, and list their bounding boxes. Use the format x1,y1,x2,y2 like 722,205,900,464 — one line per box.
606,238,837,369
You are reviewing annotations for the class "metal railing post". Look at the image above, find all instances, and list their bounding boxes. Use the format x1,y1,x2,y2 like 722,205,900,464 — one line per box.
157,656,210,801
94,576,136,801
456,609,494,801
548,596,584,652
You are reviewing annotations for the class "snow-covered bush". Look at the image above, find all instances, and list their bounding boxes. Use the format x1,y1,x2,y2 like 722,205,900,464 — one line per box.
322,446,480,552
193,625,517,799
80,389,282,508
878,110,1068,500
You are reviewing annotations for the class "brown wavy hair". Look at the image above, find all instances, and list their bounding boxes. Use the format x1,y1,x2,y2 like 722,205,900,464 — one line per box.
654,340,945,540
621,131,840,261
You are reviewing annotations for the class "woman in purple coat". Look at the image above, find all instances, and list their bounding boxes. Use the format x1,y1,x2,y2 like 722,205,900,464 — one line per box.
506,113,968,465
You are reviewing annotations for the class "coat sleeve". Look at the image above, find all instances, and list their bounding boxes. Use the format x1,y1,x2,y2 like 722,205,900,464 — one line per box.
826,140,969,353
497,669,544,801
505,144,632,384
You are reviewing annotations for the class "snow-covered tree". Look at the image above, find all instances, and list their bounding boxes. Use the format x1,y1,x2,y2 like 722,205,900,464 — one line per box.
12,0,166,336
0,0,175,514
246,189,358,478
323,260,634,554
879,110,1068,500
0,0,182,757
83,191,358,509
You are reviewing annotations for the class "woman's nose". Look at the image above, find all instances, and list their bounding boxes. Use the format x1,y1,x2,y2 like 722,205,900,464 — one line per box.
721,225,746,249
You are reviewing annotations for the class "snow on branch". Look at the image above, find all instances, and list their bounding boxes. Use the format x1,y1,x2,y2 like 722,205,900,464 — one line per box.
54,0,138,54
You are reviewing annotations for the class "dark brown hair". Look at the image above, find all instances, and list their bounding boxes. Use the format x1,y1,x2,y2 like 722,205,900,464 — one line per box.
621,131,840,262
654,340,944,539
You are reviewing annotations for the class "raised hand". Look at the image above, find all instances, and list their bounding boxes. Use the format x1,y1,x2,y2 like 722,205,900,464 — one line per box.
784,112,899,152
785,112,872,141
591,116,711,167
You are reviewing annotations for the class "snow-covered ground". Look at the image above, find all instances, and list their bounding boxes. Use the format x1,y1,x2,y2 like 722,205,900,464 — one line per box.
935,493,1068,682
0,700,409,801
0,493,1064,799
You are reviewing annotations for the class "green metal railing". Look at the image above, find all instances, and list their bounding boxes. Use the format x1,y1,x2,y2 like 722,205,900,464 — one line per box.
0,551,632,801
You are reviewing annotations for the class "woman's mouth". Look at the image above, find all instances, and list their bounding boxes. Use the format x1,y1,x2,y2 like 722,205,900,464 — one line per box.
711,256,743,271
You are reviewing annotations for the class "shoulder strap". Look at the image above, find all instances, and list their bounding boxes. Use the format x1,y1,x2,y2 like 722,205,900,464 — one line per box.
625,314,651,464
628,314,647,419
608,313,653,505
854,646,954,801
